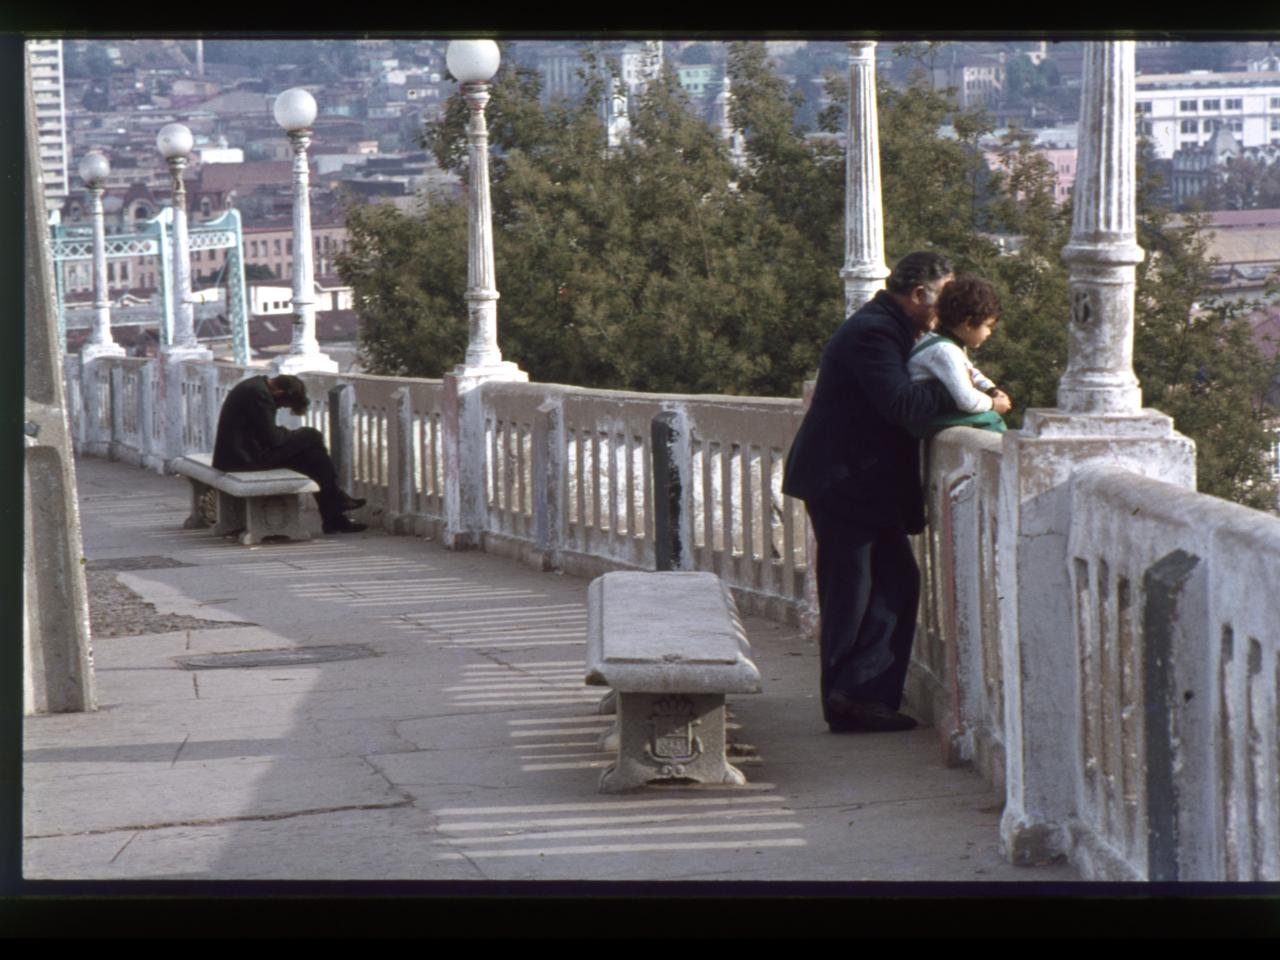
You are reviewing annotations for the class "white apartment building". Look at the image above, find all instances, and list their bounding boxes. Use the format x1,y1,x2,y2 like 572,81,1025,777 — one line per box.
27,40,70,210
1136,70,1280,160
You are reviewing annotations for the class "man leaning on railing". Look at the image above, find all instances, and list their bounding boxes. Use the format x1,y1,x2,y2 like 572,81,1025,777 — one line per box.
782,251,959,734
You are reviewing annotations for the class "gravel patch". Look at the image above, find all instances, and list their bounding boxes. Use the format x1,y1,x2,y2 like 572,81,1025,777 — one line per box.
85,558,247,638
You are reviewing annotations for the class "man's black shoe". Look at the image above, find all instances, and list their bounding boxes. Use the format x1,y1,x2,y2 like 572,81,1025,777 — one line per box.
323,517,367,534
826,695,918,733
340,495,366,512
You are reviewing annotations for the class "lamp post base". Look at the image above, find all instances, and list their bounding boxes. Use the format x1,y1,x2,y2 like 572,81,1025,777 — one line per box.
451,360,528,383
273,351,340,375
80,342,126,363
161,344,214,364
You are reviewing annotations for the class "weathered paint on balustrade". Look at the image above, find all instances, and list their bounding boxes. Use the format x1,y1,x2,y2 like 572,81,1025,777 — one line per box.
1066,464,1280,881
912,427,1007,791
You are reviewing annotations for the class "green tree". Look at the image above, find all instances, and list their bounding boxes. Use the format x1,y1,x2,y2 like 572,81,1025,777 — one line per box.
341,42,1279,508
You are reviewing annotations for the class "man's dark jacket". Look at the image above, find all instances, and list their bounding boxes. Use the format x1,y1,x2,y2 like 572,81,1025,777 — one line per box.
212,376,292,471
782,291,955,534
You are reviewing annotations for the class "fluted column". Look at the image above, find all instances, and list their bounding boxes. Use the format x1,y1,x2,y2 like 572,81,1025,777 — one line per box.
993,40,1196,874
462,80,504,370
82,180,123,360
1058,41,1144,414
840,40,890,317
274,126,337,374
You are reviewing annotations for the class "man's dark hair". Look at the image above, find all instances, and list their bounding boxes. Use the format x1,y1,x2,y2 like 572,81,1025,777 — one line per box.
936,275,1001,331
272,374,310,416
886,251,954,296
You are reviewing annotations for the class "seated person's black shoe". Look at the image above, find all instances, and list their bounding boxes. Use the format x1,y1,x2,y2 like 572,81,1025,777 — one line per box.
340,494,366,512
323,516,368,534
826,692,918,733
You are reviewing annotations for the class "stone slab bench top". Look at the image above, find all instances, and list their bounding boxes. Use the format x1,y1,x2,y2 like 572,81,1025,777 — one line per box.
172,453,319,497
585,571,762,695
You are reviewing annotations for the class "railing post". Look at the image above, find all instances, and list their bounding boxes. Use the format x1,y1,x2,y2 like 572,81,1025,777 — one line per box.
328,382,355,494
996,41,1197,868
1142,548,1211,881
109,363,125,461
386,386,413,534
81,357,111,458
798,379,819,638
532,396,564,570
652,408,692,572
63,353,84,454
139,359,163,473
202,363,219,453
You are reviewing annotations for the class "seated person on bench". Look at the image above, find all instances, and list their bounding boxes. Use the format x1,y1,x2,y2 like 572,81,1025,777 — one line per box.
212,374,367,534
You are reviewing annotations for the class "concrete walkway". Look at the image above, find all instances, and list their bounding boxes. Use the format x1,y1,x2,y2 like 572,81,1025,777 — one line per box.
23,456,1079,884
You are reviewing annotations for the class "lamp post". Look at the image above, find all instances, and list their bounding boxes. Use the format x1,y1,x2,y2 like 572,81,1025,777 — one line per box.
156,122,210,361
272,87,337,374
840,40,889,317
78,150,124,361
440,39,525,551
446,40,522,378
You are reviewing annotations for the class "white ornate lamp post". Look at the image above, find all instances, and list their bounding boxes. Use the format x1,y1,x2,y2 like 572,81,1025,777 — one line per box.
78,150,124,361
840,40,890,317
272,87,337,375
447,40,524,379
440,39,525,552
156,122,210,361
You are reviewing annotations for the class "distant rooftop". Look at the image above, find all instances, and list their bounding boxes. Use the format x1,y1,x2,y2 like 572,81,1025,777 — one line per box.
1136,70,1280,87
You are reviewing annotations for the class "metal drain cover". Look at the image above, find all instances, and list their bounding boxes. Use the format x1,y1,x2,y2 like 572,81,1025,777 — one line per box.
174,645,376,670
88,555,194,571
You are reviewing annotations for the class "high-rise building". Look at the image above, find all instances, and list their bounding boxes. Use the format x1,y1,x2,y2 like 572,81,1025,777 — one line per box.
27,39,70,216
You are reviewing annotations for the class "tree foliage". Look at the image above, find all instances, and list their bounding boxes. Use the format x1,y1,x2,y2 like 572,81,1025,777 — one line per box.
340,44,1280,509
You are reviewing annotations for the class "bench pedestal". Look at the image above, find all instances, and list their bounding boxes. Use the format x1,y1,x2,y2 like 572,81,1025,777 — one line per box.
600,691,746,792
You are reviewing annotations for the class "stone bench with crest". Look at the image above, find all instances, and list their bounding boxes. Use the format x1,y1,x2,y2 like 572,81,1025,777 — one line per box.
584,570,762,793
172,452,318,546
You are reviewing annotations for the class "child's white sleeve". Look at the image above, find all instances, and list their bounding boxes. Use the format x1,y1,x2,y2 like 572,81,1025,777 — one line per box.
916,342,993,413
969,362,996,394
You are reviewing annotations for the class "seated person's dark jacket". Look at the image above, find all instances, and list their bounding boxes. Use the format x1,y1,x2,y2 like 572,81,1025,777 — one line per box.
782,290,956,534
212,376,294,471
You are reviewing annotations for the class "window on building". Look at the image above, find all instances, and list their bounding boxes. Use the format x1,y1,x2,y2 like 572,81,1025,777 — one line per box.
108,263,115,283
1272,118,1280,130
120,263,128,282
1141,121,1153,136
250,240,259,257
1180,99,1198,111
1137,101,1152,114
1273,97,1280,109
274,239,282,255
1226,98,1242,110
1181,119,1199,133
1230,119,1243,132
286,239,293,255
1203,98,1220,110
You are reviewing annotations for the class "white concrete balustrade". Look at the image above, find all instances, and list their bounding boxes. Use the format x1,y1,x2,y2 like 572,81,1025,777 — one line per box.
47,39,1280,882
61,338,1280,883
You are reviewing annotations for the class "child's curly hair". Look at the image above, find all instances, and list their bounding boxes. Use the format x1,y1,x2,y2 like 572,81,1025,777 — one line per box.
936,275,1001,332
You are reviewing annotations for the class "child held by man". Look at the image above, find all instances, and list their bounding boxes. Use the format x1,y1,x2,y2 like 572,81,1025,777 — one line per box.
906,274,1012,438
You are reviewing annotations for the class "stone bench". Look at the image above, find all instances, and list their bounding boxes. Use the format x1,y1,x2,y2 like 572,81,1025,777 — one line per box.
173,453,319,546
585,570,762,793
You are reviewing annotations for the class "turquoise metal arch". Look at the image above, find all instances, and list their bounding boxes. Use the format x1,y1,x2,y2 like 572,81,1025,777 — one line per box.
50,205,250,365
